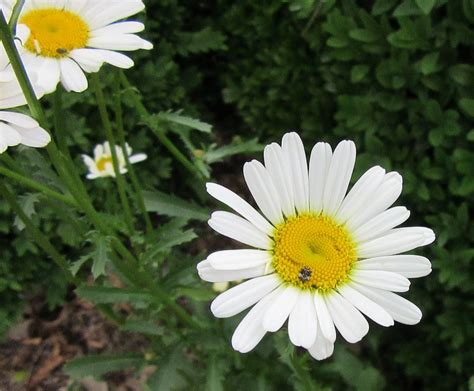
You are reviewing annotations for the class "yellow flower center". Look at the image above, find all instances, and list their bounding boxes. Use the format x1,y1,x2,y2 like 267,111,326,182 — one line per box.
20,8,89,58
96,156,113,172
272,214,356,292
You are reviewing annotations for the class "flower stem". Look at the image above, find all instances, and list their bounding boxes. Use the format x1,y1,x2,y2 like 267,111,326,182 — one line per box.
52,87,72,158
91,73,134,235
0,165,78,207
8,0,24,32
119,72,201,177
112,72,153,236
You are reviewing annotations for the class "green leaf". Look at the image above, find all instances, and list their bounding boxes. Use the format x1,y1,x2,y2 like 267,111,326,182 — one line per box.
147,348,192,390
64,353,143,379
177,27,227,55
393,0,422,16
90,235,110,279
204,138,263,164
459,98,474,117
76,286,154,304
415,0,436,14
351,65,370,83
467,129,474,141
372,0,398,15
143,190,210,221
120,320,164,336
13,193,40,231
349,29,378,43
448,64,474,86
174,287,215,301
420,52,440,75
157,111,212,133
70,254,91,276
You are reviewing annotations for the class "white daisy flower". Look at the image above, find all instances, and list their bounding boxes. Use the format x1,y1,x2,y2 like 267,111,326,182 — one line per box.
197,132,434,360
0,35,50,154
0,0,153,93
82,141,146,180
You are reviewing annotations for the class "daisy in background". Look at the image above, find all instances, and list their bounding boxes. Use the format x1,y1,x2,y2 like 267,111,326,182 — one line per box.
198,132,434,360
82,141,146,180
0,35,50,153
0,0,153,93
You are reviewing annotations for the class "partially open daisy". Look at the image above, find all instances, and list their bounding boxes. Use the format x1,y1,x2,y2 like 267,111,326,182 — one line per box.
82,141,146,180
1,0,153,93
198,132,434,360
0,37,50,154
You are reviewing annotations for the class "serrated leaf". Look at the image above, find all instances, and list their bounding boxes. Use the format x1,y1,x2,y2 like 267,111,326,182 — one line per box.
157,112,212,133
13,193,40,231
76,285,154,304
64,353,143,379
147,348,192,390
70,254,91,276
143,190,209,221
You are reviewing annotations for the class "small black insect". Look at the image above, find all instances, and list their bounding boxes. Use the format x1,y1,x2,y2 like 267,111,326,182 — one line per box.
56,48,68,55
298,266,312,282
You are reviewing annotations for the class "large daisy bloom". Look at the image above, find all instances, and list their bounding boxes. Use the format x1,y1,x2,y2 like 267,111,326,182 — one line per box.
0,0,153,93
82,141,146,180
197,133,434,360
0,37,50,153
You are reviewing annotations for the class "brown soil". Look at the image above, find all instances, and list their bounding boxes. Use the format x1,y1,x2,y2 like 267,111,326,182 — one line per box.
0,293,148,391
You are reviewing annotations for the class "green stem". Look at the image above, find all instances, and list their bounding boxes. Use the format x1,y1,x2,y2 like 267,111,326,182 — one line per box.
0,181,76,282
91,73,134,235
0,11,46,124
7,0,24,32
53,87,71,157
119,72,200,177
0,165,77,207
113,72,153,236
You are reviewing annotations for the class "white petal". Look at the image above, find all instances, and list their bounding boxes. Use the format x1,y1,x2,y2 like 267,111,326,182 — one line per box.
0,122,21,149
357,228,426,258
336,166,386,223
14,125,51,147
346,172,402,231
281,132,309,213
262,285,299,332
243,160,284,225
322,140,356,216
325,291,369,343
59,58,88,92
231,289,280,353
351,270,410,292
208,249,271,270
263,143,295,217
91,21,145,36
308,323,334,361
0,111,38,128
206,183,273,235
128,153,147,163
210,274,281,318
197,260,271,283
288,290,318,348
85,1,146,29
351,282,422,325
208,211,272,250
69,48,104,72
87,34,152,51
352,207,410,243
356,255,432,278
309,142,332,213
314,293,336,342
28,55,60,94
338,284,394,326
